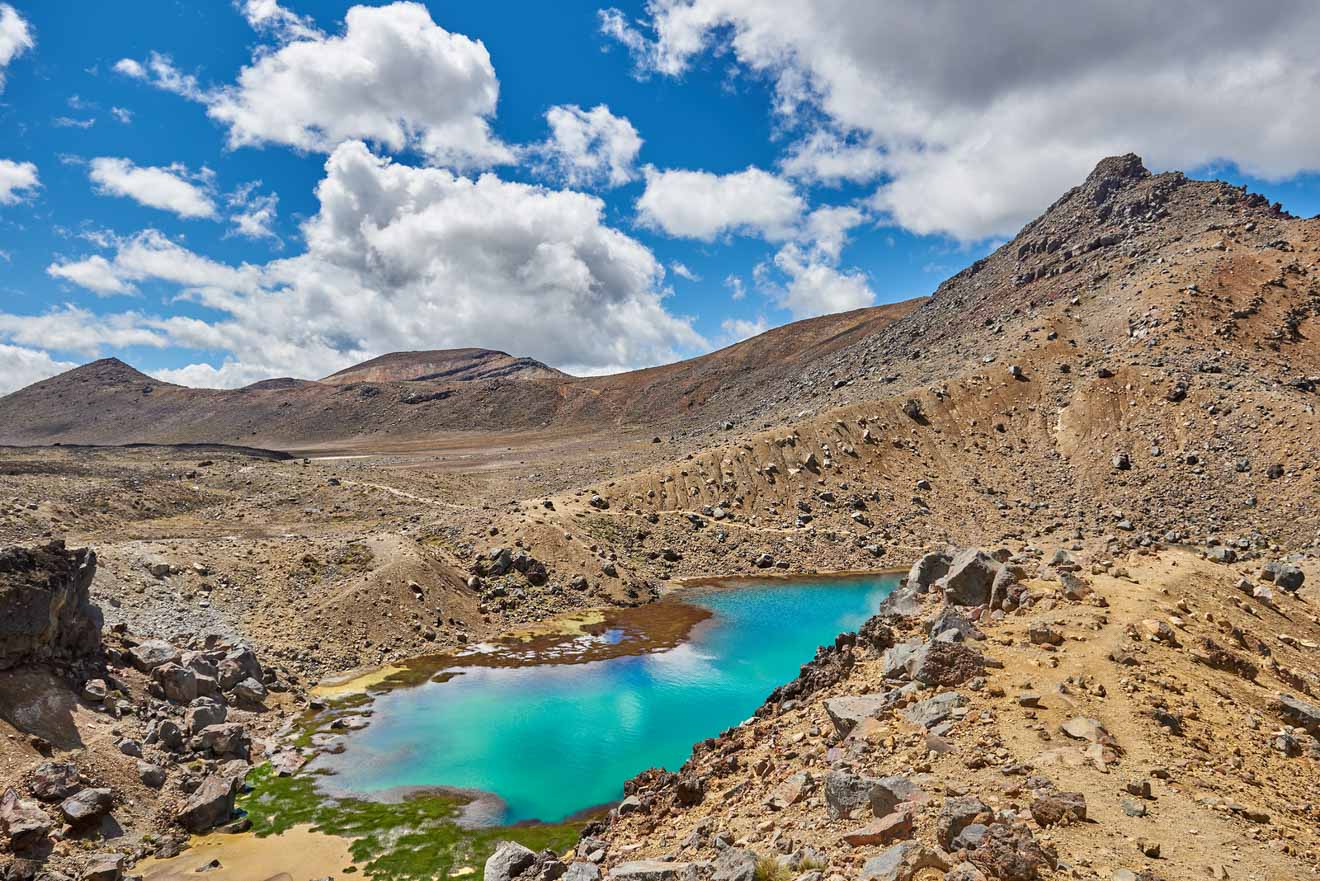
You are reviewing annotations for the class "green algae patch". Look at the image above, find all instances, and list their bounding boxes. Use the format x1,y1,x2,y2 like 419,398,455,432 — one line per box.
239,764,582,881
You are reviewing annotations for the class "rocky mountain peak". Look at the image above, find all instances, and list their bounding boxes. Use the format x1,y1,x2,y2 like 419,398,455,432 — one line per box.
1082,152,1150,196
59,358,157,386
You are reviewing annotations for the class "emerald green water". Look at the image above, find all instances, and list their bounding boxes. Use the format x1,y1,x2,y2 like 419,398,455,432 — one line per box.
315,576,896,824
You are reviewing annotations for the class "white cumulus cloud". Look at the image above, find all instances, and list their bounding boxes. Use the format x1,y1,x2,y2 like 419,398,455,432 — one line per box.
88,157,217,219
0,3,33,92
719,316,770,345
0,344,78,395
637,165,803,240
117,2,514,170
226,182,281,245
770,244,874,319
607,0,1320,241
537,104,642,187
238,0,319,42
26,141,706,385
0,158,39,205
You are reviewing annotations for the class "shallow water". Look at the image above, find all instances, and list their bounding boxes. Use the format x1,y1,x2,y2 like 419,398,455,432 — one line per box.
315,575,897,824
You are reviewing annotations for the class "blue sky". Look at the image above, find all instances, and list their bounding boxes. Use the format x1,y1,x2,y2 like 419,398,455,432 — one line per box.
1,1,1319,391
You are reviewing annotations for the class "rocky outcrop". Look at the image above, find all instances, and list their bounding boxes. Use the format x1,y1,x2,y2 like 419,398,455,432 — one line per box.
176,774,238,833
0,540,102,670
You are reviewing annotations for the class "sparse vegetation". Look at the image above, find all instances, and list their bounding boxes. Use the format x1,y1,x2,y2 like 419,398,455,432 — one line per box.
240,764,581,881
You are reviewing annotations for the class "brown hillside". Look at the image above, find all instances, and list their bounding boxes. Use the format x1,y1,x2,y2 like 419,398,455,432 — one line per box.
0,302,919,449
321,347,569,385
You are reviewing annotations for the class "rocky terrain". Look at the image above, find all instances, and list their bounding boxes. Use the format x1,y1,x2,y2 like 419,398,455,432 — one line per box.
1,156,1318,880
582,546,1320,881
1,543,301,881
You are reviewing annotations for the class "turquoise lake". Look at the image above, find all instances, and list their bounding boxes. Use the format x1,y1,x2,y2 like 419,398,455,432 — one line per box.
315,575,897,824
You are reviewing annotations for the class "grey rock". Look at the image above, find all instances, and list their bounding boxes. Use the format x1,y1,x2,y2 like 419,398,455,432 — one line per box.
881,642,922,679
130,639,179,673
868,776,927,817
177,774,238,833
1266,563,1305,592
28,761,80,801
153,662,198,703
939,549,1000,606
824,694,893,736
0,542,102,671
564,863,602,881
901,691,965,729
711,848,757,881
186,697,228,735
193,722,250,760
58,787,113,825
824,770,874,820
158,719,185,750
485,841,536,881
937,796,989,849
877,586,923,618
858,843,948,881
906,553,951,592
608,861,698,881
0,787,52,852
232,677,268,704
927,607,981,642
1277,694,1320,734
137,761,166,789
81,853,123,881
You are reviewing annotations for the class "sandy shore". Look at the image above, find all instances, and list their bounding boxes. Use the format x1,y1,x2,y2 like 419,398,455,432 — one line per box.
138,824,357,881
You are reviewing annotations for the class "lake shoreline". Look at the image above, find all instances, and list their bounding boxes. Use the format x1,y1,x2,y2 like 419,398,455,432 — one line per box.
314,566,905,698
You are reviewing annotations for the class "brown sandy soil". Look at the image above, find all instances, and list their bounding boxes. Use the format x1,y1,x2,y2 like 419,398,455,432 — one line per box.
136,825,358,881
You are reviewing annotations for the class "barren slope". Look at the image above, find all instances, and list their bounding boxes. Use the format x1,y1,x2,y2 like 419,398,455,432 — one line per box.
0,302,919,449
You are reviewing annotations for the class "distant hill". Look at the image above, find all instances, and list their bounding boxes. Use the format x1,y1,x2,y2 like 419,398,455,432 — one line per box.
0,303,919,449
322,348,568,385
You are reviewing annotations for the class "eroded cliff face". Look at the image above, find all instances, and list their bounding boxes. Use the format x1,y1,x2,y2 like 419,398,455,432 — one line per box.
0,540,102,670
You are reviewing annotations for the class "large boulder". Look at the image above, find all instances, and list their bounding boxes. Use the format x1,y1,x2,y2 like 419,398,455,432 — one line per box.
908,641,985,687
485,841,536,881
193,723,250,760
906,552,951,593
1277,694,1320,734
710,848,757,881
0,541,102,670
1,788,52,852
186,697,228,735
1264,563,1305,592
129,639,179,673
58,787,113,826
608,863,698,881
28,761,81,801
938,549,1000,607
859,843,949,881
176,774,238,832
824,770,874,820
824,694,894,736
153,663,198,703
